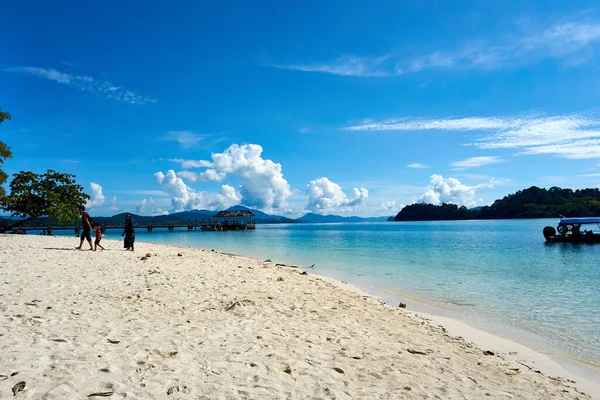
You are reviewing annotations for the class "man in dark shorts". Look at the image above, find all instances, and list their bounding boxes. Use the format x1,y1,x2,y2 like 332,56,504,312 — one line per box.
76,205,94,250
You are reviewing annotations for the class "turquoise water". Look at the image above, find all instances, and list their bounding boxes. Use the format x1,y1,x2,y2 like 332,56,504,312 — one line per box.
61,219,600,367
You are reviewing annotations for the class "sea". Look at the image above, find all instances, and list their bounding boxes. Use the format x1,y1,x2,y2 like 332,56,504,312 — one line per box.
53,219,600,370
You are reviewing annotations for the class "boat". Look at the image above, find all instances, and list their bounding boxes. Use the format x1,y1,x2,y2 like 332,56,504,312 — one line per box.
543,217,600,243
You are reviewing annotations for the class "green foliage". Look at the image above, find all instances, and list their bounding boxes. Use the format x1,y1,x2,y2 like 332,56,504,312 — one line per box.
395,203,470,221
0,170,90,224
0,107,10,125
0,107,13,197
395,186,600,221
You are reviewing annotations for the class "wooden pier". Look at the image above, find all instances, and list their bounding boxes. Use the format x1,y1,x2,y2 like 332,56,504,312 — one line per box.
199,210,256,231
4,210,257,234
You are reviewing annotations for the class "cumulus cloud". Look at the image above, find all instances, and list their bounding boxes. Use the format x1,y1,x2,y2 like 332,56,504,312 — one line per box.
216,185,242,209
451,156,504,169
8,67,155,104
375,201,400,213
121,190,170,197
155,170,205,212
136,197,169,216
85,182,105,209
407,163,430,169
272,20,600,77
417,174,496,207
306,177,369,214
170,144,293,211
136,198,148,213
109,196,119,212
169,158,213,169
345,113,600,160
154,169,242,212
176,169,226,183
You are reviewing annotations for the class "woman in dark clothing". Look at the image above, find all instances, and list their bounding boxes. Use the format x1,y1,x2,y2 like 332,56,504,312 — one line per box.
122,215,135,251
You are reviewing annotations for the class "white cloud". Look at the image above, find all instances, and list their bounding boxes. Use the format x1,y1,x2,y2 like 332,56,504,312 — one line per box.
272,55,394,77
306,177,368,214
346,113,600,160
155,170,205,212
85,182,105,209
136,198,148,213
216,185,242,209
578,173,600,177
345,116,517,132
154,169,242,212
273,21,600,77
176,170,199,182
121,190,171,197
177,169,226,183
8,67,156,104
451,156,504,169
164,131,206,148
375,201,400,213
109,196,119,212
136,197,169,216
407,163,430,169
200,169,227,182
417,174,496,207
169,158,214,169
170,143,293,211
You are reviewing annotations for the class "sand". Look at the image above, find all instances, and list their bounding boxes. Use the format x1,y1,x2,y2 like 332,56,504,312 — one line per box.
0,234,598,399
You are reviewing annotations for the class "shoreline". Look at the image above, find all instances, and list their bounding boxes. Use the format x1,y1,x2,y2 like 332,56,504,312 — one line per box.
291,270,600,397
143,237,600,395
122,235,600,396
1,235,599,399
138,234,600,384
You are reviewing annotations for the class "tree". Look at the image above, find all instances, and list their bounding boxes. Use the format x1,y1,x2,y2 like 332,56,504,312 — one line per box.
0,170,90,229
0,107,12,197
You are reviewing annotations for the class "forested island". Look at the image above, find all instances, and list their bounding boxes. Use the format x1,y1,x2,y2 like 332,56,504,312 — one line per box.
394,186,600,221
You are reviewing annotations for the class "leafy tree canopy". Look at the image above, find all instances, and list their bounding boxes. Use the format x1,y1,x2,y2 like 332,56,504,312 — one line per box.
0,107,13,197
395,186,600,221
0,107,10,125
0,170,90,225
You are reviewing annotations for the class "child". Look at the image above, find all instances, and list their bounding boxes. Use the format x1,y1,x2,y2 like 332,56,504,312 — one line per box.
93,224,105,251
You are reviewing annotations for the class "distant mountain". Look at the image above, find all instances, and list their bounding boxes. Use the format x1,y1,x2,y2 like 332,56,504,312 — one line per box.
93,206,297,225
2,206,388,228
226,205,297,223
296,213,390,223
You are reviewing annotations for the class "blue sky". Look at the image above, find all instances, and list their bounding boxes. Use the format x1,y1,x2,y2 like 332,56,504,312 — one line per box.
2,0,600,217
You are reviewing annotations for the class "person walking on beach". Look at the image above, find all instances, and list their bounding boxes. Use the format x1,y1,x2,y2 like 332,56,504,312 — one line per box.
93,223,105,251
75,205,94,250
122,215,135,251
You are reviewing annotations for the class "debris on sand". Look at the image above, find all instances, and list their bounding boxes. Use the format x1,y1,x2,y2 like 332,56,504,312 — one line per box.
226,298,256,311
87,391,115,397
12,381,26,395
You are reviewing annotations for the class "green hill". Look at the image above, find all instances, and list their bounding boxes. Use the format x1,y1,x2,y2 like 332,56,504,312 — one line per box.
394,186,600,221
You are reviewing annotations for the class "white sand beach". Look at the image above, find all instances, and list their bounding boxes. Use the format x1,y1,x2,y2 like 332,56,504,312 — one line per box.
0,234,598,399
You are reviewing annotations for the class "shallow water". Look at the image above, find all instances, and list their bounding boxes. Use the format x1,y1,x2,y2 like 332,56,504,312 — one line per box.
54,219,600,367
